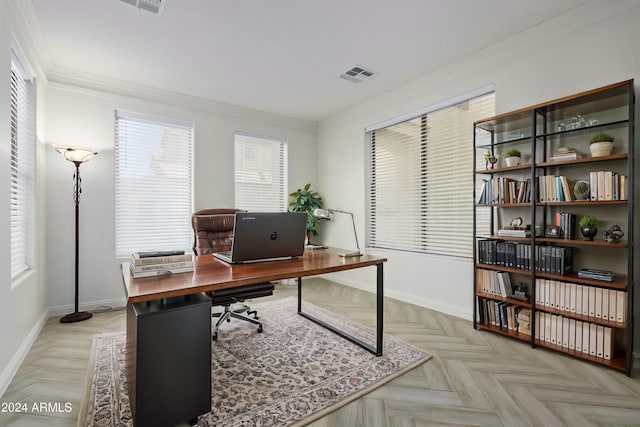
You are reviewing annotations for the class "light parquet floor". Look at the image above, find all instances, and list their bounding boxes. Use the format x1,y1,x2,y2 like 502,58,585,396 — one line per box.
1,278,639,427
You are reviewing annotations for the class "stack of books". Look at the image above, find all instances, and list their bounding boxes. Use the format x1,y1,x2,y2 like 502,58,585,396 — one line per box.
550,147,581,162
577,268,614,282
130,250,194,278
497,225,540,238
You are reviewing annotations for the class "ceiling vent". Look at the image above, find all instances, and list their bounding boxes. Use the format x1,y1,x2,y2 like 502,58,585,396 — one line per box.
119,0,165,14
340,65,375,83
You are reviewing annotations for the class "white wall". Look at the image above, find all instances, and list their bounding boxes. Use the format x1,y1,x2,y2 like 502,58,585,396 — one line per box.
44,81,317,314
317,0,640,352
0,1,49,396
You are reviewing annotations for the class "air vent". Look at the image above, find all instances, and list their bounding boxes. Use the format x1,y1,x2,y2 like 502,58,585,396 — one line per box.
340,65,375,83
119,0,165,14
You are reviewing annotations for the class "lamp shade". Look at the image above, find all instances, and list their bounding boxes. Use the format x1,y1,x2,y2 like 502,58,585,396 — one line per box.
53,145,98,163
313,208,331,219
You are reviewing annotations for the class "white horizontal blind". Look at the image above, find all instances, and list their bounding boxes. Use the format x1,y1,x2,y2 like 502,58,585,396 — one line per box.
115,111,193,258
235,132,288,212
367,92,494,257
10,54,36,279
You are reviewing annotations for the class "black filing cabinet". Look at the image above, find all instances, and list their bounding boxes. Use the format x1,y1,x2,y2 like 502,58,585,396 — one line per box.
126,294,211,427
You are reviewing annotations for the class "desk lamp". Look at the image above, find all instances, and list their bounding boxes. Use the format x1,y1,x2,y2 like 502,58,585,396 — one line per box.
314,208,362,257
54,145,98,323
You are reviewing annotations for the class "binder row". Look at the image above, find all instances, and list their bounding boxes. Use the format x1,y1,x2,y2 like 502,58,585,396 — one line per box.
476,269,512,298
477,297,531,335
535,278,626,324
477,240,574,275
536,312,614,360
589,171,627,201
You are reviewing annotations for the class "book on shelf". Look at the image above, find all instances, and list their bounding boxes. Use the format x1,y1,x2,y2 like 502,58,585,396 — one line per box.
497,224,540,238
577,268,614,282
550,152,582,161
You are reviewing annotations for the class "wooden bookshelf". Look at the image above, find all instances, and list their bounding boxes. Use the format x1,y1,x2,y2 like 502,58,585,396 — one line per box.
472,80,634,376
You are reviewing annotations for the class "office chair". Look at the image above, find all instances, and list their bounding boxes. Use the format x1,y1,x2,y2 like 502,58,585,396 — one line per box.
191,208,274,340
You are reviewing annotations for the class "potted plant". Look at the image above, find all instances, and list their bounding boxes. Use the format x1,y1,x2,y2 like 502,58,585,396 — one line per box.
589,132,614,157
288,183,325,244
502,149,522,167
578,215,598,241
573,180,590,200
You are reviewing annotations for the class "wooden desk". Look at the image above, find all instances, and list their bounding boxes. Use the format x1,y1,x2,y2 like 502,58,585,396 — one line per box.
121,247,386,426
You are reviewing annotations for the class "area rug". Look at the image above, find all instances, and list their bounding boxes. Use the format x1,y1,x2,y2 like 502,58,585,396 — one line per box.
80,296,431,426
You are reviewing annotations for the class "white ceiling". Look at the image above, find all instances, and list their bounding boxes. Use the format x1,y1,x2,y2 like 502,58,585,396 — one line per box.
29,0,593,122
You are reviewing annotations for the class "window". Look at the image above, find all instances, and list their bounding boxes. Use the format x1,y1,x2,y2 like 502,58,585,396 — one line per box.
115,111,193,258
10,52,36,279
234,132,288,212
367,91,494,258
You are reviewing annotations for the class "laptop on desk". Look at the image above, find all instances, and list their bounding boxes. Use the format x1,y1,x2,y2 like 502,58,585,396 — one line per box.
213,212,307,264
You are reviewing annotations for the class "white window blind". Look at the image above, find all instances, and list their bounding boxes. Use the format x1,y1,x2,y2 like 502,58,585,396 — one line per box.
10,53,36,279
367,92,494,258
234,132,288,212
115,111,193,258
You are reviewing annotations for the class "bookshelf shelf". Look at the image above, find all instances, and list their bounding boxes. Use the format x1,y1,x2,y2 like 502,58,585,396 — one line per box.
472,80,634,376
534,340,627,372
476,323,531,343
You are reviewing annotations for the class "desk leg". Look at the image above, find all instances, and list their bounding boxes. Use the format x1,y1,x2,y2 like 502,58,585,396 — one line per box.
297,263,384,356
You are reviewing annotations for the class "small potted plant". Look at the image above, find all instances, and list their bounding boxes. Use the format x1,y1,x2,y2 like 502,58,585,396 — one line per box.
502,149,522,167
578,215,598,241
573,180,590,200
589,132,614,157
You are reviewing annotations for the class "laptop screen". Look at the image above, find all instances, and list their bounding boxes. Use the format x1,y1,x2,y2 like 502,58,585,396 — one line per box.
223,212,307,263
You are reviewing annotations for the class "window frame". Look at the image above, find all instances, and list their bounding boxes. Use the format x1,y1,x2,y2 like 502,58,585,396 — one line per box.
234,131,289,212
365,88,495,259
10,49,36,281
114,110,194,258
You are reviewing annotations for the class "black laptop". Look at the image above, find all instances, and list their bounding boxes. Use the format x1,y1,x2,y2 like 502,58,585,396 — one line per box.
213,212,307,263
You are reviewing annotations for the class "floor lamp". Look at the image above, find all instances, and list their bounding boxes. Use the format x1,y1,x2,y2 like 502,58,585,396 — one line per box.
54,145,98,323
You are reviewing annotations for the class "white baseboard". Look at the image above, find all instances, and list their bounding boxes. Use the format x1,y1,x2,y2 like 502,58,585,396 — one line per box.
323,273,473,321
0,309,48,398
48,297,127,318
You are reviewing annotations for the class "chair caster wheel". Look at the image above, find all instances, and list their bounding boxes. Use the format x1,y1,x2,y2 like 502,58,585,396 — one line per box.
212,333,218,341
257,325,263,333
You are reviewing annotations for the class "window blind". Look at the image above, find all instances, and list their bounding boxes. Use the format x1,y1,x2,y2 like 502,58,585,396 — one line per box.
367,92,494,258
10,54,36,279
115,111,193,258
234,132,288,212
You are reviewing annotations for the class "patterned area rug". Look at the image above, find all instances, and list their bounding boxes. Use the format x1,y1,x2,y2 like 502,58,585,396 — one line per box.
80,296,431,426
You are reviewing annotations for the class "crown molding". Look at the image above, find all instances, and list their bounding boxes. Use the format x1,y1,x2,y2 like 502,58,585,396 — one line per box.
47,66,317,134
8,0,53,80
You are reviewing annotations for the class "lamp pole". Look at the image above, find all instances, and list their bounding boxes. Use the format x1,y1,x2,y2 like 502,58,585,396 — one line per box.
54,145,97,324
60,161,92,323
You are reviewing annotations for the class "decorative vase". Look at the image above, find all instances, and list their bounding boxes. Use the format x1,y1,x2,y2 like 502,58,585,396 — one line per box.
589,141,613,157
580,225,597,241
504,156,520,167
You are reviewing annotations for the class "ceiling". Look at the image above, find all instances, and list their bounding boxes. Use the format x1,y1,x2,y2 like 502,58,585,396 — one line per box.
29,0,593,122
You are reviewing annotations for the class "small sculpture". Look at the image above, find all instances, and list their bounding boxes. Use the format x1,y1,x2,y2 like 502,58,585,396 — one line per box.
485,150,498,170
604,224,624,243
